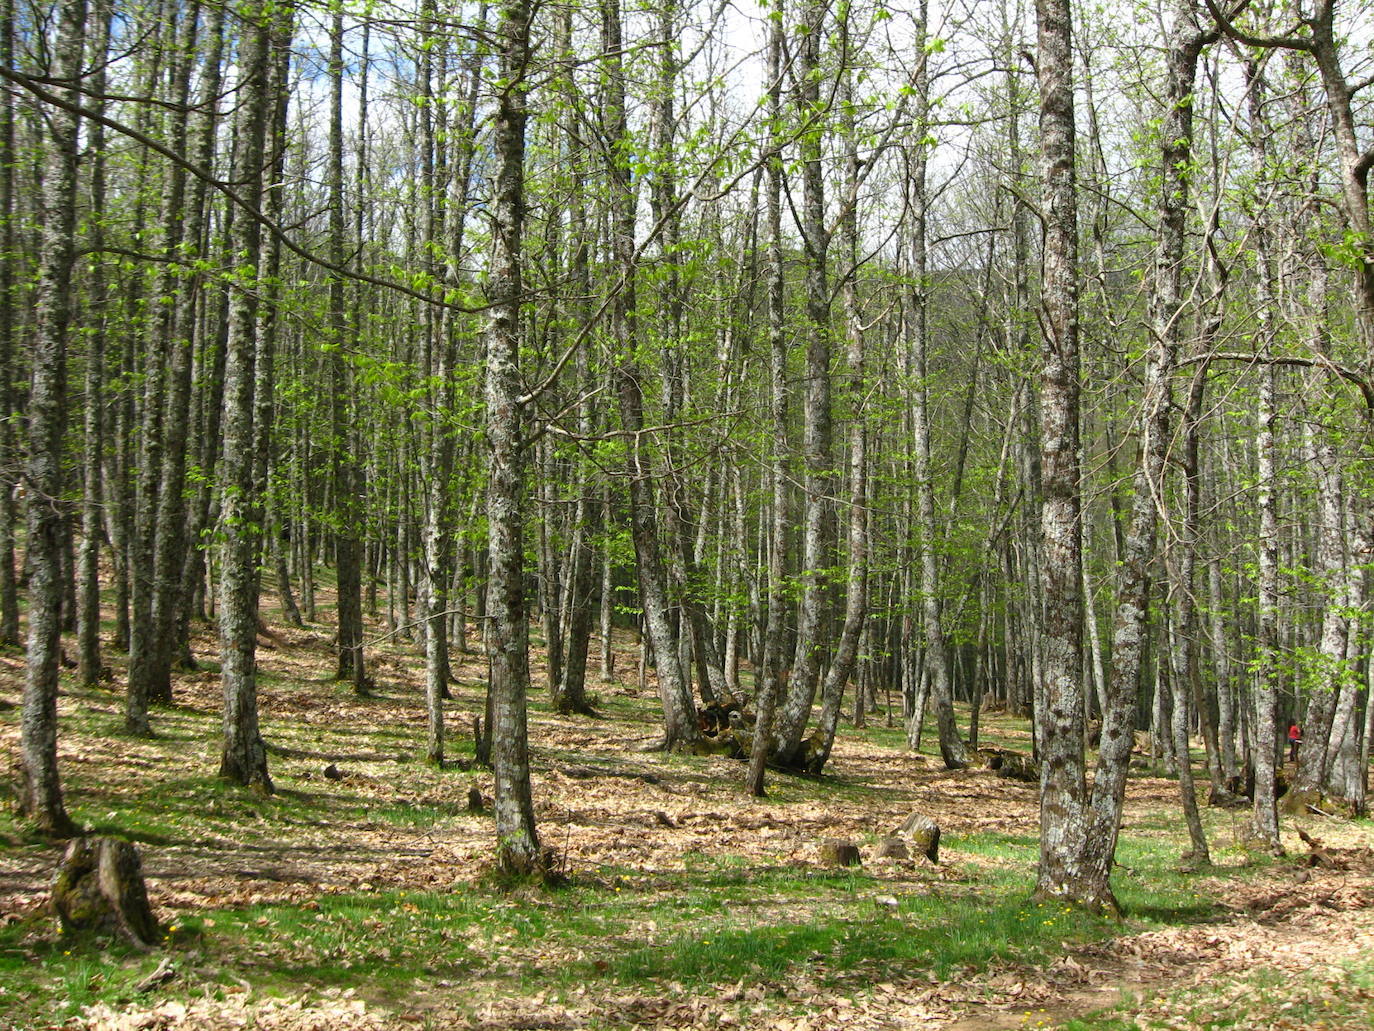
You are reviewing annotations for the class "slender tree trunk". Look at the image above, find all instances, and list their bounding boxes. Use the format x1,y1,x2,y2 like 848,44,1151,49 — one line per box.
1243,60,1281,852
554,37,597,716
1032,0,1093,907
150,0,227,701
76,0,113,688
748,0,788,796
772,0,834,765
19,0,85,838
603,0,699,751
908,7,964,770
0,0,18,647
812,20,869,773
1168,366,1210,864
485,0,540,874
217,0,275,792
127,12,196,732
328,0,366,695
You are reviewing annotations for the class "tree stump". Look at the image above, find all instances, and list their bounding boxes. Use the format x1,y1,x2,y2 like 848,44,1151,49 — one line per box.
819,839,862,867
874,836,910,861
893,812,940,863
51,837,161,949
993,752,1040,783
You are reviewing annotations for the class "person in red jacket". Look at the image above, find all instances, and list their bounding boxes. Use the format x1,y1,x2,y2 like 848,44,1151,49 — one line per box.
1288,722,1302,763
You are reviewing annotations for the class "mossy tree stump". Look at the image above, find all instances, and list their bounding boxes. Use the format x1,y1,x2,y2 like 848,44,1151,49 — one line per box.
51,837,161,949
893,812,940,863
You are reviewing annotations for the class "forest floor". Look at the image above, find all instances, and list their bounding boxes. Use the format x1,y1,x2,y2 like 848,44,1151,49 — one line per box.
3,606,1374,1030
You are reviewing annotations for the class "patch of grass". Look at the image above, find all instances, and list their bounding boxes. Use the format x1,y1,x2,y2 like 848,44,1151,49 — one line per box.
597,884,1123,989
1062,957,1374,1030
0,918,169,1027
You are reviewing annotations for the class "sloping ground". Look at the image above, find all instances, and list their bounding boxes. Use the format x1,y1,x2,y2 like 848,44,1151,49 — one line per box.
3,621,1373,1030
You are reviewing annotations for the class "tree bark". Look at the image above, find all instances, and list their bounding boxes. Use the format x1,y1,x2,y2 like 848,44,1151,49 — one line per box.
76,0,113,689
772,0,834,766
485,0,541,874
19,0,85,838
1032,0,1093,907
602,0,700,751
217,0,275,793
0,0,18,648
748,0,788,796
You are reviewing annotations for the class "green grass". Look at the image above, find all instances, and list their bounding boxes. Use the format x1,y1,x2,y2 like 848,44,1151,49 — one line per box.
0,833,1220,1029
1061,957,1374,1029
1,655,1366,1029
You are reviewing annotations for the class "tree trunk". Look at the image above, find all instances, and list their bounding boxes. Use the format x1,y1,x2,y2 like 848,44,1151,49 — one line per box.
217,0,275,793
19,0,85,838
908,7,964,770
485,0,540,875
811,17,869,774
1032,0,1094,908
602,0,699,751
127,11,196,732
772,0,834,766
748,0,788,796
0,0,18,648
76,0,112,688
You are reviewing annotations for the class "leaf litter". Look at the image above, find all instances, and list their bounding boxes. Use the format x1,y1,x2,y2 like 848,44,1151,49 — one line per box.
3,619,1374,1030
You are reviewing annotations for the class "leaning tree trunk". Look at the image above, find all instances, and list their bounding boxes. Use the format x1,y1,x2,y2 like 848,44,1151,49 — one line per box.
602,0,699,751
19,0,85,838
1079,1,1213,904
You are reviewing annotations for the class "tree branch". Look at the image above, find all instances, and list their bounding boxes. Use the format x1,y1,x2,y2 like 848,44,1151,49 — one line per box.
1179,350,1374,411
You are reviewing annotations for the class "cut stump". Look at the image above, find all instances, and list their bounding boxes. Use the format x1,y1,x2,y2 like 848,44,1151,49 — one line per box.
893,812,940,863
51,837,161,949
819,840,862,867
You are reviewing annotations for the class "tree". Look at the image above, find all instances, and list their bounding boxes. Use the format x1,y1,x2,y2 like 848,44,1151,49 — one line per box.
771,0,836,768
217,0,278,792
1032,0,1092,907
485,0,541,875
603,0,701,752
18,0,85,838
